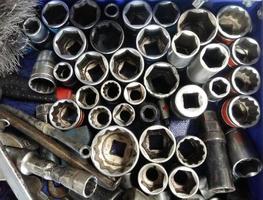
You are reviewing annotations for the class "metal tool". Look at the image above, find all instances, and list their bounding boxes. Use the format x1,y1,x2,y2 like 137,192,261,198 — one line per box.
138,163,168,195
158,99,170,126
88,106,112,130
91,126,139,177
217,5,252,44
110,48,144,83
36,103,52,123
226,128,262,178
123,1,152,31
228,66,261,95
49,99,84,130
113,103,135,127
167,30,200,69
70,0,100,30
75,85,100,110
229,37,261,67
101,80,122,103
120,173,133,189
178,8,218,46
104,3,119,19
90,20,124,54
139,125,176,163
53,26,87,60
168,166,199,199
28,50,56,94
203,77,230,102
136,25,171,60
144,62,180,99
75,51,109,85
124,82,146,106
176,136,207,168
140,103,160,124
53,62,76,87
202,111,235,193
221,95,260,128
171,85,208,119
187,43,229,84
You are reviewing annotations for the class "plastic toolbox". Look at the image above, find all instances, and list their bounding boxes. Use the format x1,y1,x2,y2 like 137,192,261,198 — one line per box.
1,0,262,199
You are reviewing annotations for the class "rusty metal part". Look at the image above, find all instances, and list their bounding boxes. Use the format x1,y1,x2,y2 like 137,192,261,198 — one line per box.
113,103,135,127
53,62,76,87
36,103,52,123
76,85,100,110
48,181,68,199
88,106,112,130
101,80,122,102
104,3,119,19
139,125,176,163
0,105,120,190
138,163,168,195
91,126,139,177
124,82,146,106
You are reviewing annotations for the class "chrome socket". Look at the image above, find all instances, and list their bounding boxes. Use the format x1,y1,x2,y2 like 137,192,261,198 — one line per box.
178,9,218,46
70,0,101,30
176,136,207,168
136,25,171,61
113,103,135,127
203,77,230,102
221,95,260,128
104,3,119,19
171,85,208,119
36,103,53,123
153,1,180,28
138,163,168,195
49,99,84,130
139,125,176,163
169,166,199,199
90,20,124,54
88,106,112,130
226,129,262,178
167,30,200,69
53,62,75,87
23,17,49,44
91,126,139,177
124,82,146,105
53,26,87,60
110,48,144,83
75,51,109,85
229,37,261,67
122,1,152,31
144,62,180,99
101,80,122,102
41,1,69,30
217,5,252,43
28,50,56,94
140,103,160,124
76,85,100,110
228,66,261,95
187,43,229,84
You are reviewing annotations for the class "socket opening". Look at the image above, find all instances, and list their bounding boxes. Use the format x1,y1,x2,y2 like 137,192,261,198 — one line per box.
174,32,198,55
24,18,40,34
54,63,71,80
202,47,227,68
212,80,228,96
124,83,146,105
77,86,98,109
43,2,68,27
97,112,110,126
84,177,97,198
143,107,156,121
146,167,159,181
30,78,55,94
105,3,119,18
102,81,121,101
110,140,127,157
173,170,197,194
89,106,111,129
183,93,200,109
234,159,262,177
113,104,135,126
130,90,141,101
154,2,179,26
149,134,163,150
81,148,90,156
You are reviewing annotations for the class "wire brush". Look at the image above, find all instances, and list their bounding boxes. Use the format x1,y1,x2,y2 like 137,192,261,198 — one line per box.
0,0,37,77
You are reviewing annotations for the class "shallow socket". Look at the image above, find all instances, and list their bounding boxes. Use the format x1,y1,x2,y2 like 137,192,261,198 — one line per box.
76,85,99,110
88,106,111,130
54,62,73,82
124,82,146,105
104,3,119,19
113,103,135,127
204,77,230,101
101,80,121,102
140,103,160,123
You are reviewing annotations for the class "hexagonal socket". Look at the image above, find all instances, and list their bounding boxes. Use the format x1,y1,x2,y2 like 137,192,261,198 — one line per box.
70,0,101,30
139,125,176,163
76,85,100,110
75,51,109,85
167,30,200,69
230,37,261,67
53,26,87,60
41,1,69,29
124,82,146,105
187,43,229,84
113,103,135,127
169,166,199,199
90,20,124,54
110,48,144,83
171,85,208,119
49,99,84,130
104,3,119,19
53,62,75,87
178,9,218,46
153,1,180,28
139,103,160,124
91,126,139,177
136,25,171,60
221,95,260,128
203,77,230,102
144,62,179,99
229,66,261,95
123,1,152,31
138,163,168,195
88,106,112,130
101,80,122,102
